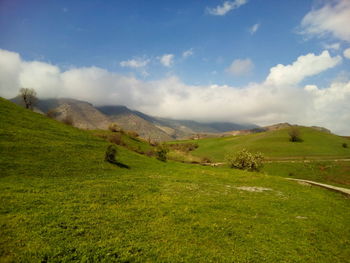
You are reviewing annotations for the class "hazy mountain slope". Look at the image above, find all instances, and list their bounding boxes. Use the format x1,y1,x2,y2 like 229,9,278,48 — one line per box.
51,99,111,130
97,105,173,141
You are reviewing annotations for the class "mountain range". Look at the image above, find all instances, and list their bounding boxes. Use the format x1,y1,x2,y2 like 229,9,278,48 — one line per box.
11,97,257,141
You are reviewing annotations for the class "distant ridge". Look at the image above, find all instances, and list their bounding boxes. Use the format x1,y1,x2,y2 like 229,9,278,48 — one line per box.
226,122,332,136
11,97,256,141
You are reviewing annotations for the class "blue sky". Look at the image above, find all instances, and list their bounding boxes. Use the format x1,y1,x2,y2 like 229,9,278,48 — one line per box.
0,0,350,134
0,0,326,84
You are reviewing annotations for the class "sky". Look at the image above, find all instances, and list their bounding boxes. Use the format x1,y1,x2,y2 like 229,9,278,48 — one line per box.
0,0,350,134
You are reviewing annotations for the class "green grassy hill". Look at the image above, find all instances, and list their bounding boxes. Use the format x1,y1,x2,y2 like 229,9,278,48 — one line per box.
183,127,350,162
1,98,350,262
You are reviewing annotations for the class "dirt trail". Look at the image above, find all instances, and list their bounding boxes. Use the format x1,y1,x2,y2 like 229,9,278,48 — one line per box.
265,158,350,163
287,178,350,196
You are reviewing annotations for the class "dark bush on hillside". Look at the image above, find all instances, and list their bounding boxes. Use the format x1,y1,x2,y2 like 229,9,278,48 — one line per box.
288,126,302,142
156,145,169,162
225,149,264,171
62,115,74,126
168,142,199,153
108,123,121,132
343,143,348,148
105,145,118,163
108,134,124,146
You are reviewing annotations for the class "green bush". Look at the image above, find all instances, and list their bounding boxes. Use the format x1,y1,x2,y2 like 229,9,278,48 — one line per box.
105,145,118,164
342,143,348,148
288,126,302,142
225,149,264,171
156,145,169,162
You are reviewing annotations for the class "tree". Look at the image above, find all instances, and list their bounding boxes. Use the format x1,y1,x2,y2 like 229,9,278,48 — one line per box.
288,126,302,142
19,88,37,110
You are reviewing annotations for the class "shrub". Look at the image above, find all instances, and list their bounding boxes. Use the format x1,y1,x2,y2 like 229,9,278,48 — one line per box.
168,142,199,153
127,130,139,138
105,145,117,163
108,123,121,132
288,126,302,142
62,115,74,126
342,143,348,148
225,149,264,171
201,156,212,164
108,133,123,145
156,145,169,162
146,150,155,157
46,109,57,119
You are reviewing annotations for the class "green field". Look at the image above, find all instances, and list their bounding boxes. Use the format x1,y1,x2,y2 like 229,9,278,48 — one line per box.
180,127,350,162
1,98,350,262
167,126,350,188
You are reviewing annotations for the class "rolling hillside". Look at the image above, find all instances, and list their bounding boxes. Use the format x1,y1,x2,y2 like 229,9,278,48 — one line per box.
185,126,350,162
1,98,350,262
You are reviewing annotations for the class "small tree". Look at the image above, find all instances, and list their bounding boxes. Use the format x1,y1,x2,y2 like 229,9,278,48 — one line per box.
288,126,302,142
105,145,118,163
225,149,264,171
19,88,37,110
342,143,348,148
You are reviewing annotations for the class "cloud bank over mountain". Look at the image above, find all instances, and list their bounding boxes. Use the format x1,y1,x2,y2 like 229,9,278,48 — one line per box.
0,48,349,135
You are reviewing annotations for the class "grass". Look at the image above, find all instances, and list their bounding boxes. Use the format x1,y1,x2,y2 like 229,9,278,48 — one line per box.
175,127,350,162
263,161,350,188
1,98,350,262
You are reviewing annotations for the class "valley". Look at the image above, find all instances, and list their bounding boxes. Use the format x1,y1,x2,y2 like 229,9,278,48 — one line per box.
0,97,349,262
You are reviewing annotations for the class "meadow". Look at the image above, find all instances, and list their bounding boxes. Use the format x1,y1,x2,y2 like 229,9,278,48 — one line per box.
1,98,350,262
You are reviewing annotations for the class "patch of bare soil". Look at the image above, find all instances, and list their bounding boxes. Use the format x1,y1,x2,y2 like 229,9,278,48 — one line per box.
236,186,272,192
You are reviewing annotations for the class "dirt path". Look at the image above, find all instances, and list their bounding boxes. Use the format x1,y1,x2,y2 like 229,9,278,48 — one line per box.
287,178,350,196
265,158,350,163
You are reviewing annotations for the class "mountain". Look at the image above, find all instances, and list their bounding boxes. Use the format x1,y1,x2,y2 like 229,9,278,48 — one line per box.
97,105,173,141
97,105,258,139
11,97,257,141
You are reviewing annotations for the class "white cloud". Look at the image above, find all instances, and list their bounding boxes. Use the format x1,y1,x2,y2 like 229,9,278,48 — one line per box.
120,58,150,68
249,23,260,34
344,48,350,59
323,42,340,50
300,0,350,42
159,54,174,67
226,58,254,76
265,50,341,86
1,48,349,135
182,49,194,58
207,0,248,16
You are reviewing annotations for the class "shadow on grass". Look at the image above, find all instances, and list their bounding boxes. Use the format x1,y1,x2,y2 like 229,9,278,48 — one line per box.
107,160,130,169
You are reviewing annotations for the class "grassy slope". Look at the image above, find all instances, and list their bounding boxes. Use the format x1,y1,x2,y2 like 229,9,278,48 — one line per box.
184,127,350,162
1,98,350,262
